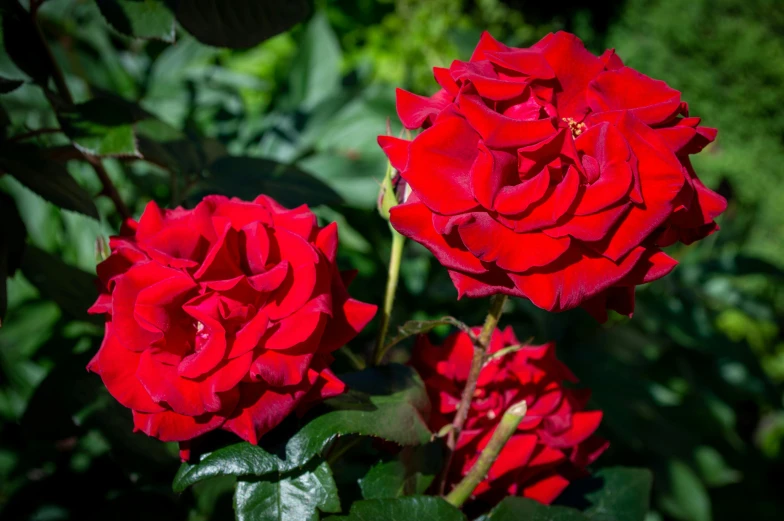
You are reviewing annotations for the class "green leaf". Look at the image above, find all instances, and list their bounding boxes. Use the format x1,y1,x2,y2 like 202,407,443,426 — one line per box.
173,364,431,492
694,446,742,487
287,11,342,111
0,192,26,326
97,0,176,42
383,317,469,351
0,142,99,219
191,156,343,208
324,496,466,521
19,245,99,323
582,467,653,521
285,364,432,464
659,460,712,521
486,497,590,521
58,98,140,157
0,0,55,84
0,76,23,94
173,443,281,492
234,461,340,521
359,443,442,500
170,0,311,49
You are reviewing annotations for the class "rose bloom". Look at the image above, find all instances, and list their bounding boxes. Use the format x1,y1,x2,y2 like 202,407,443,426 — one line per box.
412,327,606,506
87,195,376,458
379,31,726,321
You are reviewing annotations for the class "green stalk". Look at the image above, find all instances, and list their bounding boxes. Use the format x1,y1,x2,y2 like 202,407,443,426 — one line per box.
445,400,528,507
373,230,405,365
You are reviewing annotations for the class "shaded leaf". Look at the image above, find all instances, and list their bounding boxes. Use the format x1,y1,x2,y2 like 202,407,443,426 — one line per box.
583,467,653,521
20,349,100,440
191,156,343,208
659,460,711,521
97,0,176,42
0,76,23,94
58,98,140,157
234,461,340,521
323,496,466,521
169,0,311,49
359,443,442,500
19,245,98,323
173,365,431,491
0,0,54,84
694,446,742,487
0,142,99,219
486,497,590,521
0,192,26,325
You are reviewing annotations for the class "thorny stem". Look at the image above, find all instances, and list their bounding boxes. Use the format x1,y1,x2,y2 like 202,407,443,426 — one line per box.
450,294,507,442
373,230,405,365
439,294,508,494
445,400,528,507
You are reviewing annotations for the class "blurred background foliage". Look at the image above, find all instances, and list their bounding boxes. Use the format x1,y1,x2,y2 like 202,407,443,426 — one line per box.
0,0,783,520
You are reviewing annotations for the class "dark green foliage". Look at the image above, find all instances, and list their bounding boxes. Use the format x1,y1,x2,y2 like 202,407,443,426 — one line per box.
0,1,782,520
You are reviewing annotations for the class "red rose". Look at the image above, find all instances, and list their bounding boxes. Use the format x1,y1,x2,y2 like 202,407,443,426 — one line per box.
379,31,726,321
87,195,376,458
412,327,607,506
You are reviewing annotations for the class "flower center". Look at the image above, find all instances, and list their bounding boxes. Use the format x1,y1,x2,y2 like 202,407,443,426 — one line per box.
194,321,210,352
562,117,587,138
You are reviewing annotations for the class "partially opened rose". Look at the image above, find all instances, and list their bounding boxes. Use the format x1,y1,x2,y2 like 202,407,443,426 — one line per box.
412,327,606,506
87,195,376,458
379,31,726,320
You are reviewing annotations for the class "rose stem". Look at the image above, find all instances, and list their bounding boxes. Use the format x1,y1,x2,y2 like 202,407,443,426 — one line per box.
445,400,527,507
373,229,405,365
29,5,130,221
440,293,508,493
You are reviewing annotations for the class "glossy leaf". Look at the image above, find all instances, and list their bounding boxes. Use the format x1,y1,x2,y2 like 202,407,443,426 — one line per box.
583,467,653,521
359,443,442,499
0,143,99,219
58,98,139,157
234,461,340,521
20,245,99,323
173,365,431,492
169,0,311,49
96,0,176,42
324,496,466,521
486,497,590,521
191,156,343,208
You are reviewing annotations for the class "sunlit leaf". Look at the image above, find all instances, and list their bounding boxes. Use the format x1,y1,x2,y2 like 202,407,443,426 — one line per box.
234,461,340,521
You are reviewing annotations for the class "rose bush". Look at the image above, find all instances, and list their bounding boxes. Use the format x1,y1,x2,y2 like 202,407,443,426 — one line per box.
87,195,376,458
412,326,606,506
379,31,727,320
